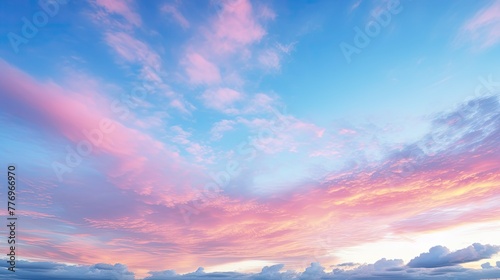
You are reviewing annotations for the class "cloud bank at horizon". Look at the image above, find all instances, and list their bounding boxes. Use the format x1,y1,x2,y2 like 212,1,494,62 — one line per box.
2,243,500,279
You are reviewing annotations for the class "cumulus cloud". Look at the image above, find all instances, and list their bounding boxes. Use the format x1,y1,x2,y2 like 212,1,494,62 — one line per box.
0,261,134,280
139,244,500,279
143,269,178,279
373,258,404,271
334,262,359,267
144,268,247,279
482,262,494,269
3,251,500,280
300,262,326,279
256,264,285,278
408,243,500,268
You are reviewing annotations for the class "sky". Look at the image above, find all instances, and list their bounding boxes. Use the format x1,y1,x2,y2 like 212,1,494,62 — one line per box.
0,0,500,279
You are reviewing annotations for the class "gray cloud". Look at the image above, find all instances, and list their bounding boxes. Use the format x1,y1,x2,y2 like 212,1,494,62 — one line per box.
0,261,134,280
408,243,500,268
3,252,500,280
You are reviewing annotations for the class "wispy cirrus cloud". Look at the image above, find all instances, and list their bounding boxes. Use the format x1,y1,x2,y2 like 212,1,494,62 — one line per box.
458,1,500,50
201,87,244,113
4,55,498,275
162,2,190,29
258,42,296,71
182,52,222,85
72,95,500,274
90,0,195,115
2,1,500,278
105,31,162,76
210,119,236,140
91,0,142,29
0,60,208,204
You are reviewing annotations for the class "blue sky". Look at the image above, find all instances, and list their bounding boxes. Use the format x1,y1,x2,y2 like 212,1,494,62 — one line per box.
1,0,500,279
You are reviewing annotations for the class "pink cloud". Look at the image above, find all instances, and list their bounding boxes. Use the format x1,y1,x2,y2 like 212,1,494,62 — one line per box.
183,52,221,85
105,32,161,72
15,126,500,276
232,115,325,154
391,195,500,234
162,3,190,29
463,1,500,31
169,98,195,115
210,0,266,52
257,4,276,21
258,43,295,71
179,0,276,86
7,52,499,277
0,60,208,204
201,87,243,113
258,49,281,70
89,1,196,117
339,128,357,135
169,125,215,163
93,2,194,115
238,93,278,114
210,119,236,140
459,1,500,49
0,60,107,144
93,0,142,28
